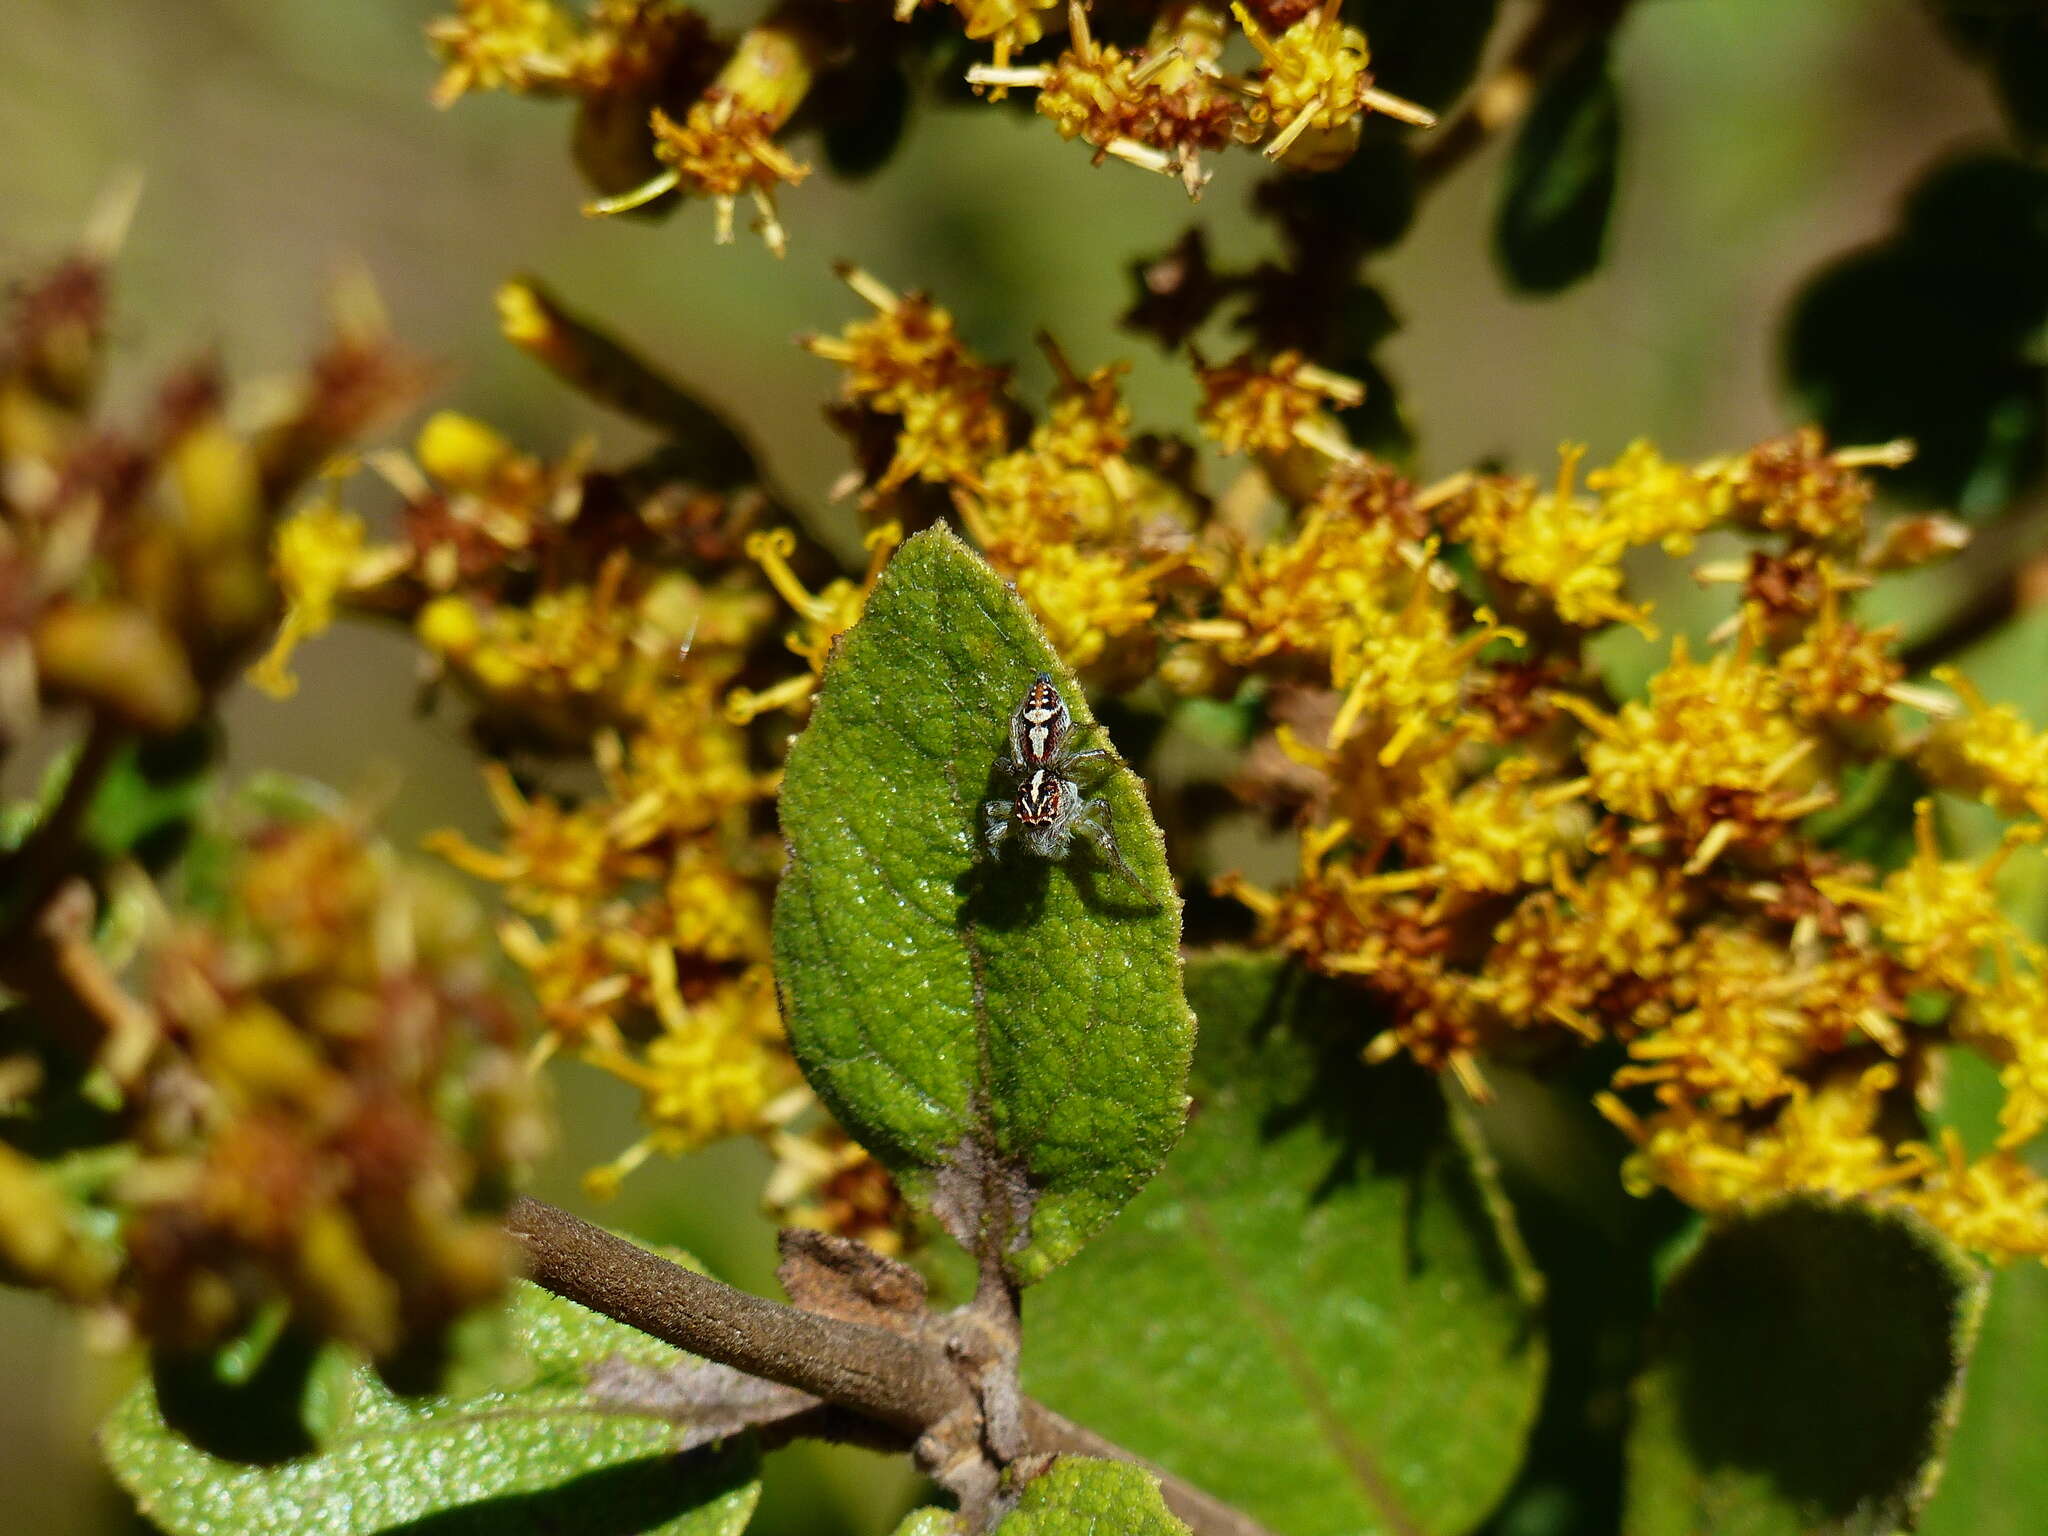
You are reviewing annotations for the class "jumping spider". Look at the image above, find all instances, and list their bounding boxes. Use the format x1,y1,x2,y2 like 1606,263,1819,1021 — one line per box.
982,673,1139,887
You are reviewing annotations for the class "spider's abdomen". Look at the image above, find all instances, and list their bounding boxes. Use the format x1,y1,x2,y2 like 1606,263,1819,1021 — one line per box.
1015,674,1070,767
1017,768,1062,826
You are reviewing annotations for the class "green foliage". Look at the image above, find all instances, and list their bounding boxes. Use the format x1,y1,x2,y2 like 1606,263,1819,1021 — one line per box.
1023,953,1545,1536
993,1459,1189,1536
774,527,1192,1285
83,722,217,874
1920,1260,2048,1535
1624,1197,1985,1535
1352,0,1501,114
102,1277,763,1536
1785,152,2048,515
1494,38,1622,294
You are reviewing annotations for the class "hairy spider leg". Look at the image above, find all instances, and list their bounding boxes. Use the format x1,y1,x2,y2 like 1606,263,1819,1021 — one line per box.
1073,795,1141,888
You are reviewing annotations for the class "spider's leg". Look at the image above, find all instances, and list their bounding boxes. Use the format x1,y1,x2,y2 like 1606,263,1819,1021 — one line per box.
983,799,1013,853
1061,747,1114,769
1074,795,1142,889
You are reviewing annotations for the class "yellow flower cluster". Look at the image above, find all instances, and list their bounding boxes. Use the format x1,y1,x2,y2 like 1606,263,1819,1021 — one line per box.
969,0,1433,194
808,275,2048,1264
119,811,544,1359
262,377,909,1222
806,272,1204,681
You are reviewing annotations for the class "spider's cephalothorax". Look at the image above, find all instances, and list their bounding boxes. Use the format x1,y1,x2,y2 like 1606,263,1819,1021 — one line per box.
983,673,1138,886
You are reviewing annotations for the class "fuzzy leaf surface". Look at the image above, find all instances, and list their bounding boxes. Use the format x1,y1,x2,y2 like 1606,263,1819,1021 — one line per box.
994,1458,1190,1536
101,1275,763,1536
1624,1196,1984,1536
1022,953,1545,1536
773,526,1190,1283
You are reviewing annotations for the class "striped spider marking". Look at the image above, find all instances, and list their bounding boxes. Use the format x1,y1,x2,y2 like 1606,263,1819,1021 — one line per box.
982,672,1139,887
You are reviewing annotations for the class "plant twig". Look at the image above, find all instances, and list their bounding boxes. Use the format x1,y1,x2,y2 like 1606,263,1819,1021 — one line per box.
1412,0,1636,194
505,1194,961,1436
505,1195,1284,1536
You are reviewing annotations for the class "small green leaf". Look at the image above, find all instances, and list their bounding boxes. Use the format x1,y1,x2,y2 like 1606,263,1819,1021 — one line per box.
83,722,218,873
102,1276,763,1536
773,527,1192,1284
1022,953,1545,1536
1624,1196,1985,1536
1494,38,1622,294
996,1459,1189,1536
890,1512,962,1536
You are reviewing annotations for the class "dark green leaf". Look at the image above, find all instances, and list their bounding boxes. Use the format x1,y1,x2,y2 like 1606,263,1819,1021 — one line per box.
1022,953,1545,1536
102,1276,763,1536
1624,1196,1985,1536
1351,0,1500,114
995,1459,1189,1536
1494,39,1621,294
773,527,1192,1284
820,61,911,179
1784,152,2048,514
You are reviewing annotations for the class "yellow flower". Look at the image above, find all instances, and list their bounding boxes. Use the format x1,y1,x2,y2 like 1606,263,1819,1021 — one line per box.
1967,963,2048,1148
1483,855,1689,1040
1231,0,1433,169
583,966,800,1195
1919,666,2048,821
727,523,902,721
1200,467,1416,668
427,0,582,105
1602,1062,1926,1212
1614,926,1819,1115
1906,1131,2048,1263
1558,635,1830,865
1711,427,1900,545
1820,800,2037,994
1584,438,1730,551
1442,446,1653,632
804,271,1011,491
1196,348,1363,463
431,763,658,916
250,499,407,699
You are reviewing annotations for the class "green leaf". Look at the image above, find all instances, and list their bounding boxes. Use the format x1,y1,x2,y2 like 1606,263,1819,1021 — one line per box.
1919,1259,2048,1535
1494,38,1621,294
890,1513,962,1536
1351,0,1500,114
102,1276,763,1536
1624,1196,1985,1536
83,722,218,873
773,526,1192,1285
995,1459,1189,1536
1784,152,2048,515
1021,953,1546,1536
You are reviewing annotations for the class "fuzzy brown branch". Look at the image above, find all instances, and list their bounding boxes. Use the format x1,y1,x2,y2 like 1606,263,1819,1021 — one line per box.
505,1195,1283,1536
1413,0,1636,194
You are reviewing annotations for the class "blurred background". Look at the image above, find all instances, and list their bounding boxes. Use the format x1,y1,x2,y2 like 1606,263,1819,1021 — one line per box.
0,0,2014,1531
